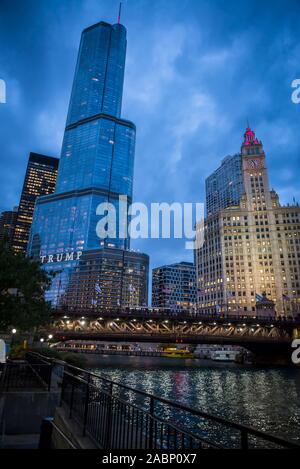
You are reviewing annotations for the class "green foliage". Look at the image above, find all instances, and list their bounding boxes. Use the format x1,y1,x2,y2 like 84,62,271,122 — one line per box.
0,237,53,332
9,343,27,360
59,352,87,368
28,347,87,368
29,347,61,359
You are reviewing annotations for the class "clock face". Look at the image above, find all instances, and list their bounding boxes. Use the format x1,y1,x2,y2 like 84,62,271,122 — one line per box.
249,159,259,168
247,158,262,169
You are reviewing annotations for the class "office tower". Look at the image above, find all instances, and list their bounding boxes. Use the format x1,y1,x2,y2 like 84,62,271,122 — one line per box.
44,247,149,311
13,153,58,253
205,154,244,216
0,207,18,247
28,19,149,310
196,127,300,317
152,262,197,312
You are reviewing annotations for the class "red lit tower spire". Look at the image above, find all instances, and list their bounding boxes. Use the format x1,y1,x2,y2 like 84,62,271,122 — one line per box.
242,126,261,146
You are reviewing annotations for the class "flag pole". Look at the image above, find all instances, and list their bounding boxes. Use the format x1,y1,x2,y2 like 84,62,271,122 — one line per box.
283,295,286,318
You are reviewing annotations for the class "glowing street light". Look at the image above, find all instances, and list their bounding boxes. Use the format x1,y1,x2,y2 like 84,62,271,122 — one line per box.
40,338,45,343
48,334,53,340
11,328,17,334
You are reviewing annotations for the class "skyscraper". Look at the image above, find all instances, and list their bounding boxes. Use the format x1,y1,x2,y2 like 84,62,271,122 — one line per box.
29,21,135,255
152,262,197,312
196,127,300,317
0,207,18,247
28,19,149,310
205,153,244,216
13,153,58,253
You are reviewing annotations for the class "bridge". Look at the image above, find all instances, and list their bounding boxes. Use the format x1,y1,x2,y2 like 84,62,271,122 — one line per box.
48,309,300,359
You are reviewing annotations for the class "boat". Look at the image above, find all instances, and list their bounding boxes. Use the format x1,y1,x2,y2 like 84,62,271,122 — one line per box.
210,349,240,362
161,347,194,359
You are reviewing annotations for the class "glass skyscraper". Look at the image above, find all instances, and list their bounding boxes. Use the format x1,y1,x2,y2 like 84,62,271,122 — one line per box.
205,154,244,217
28,20,149,311
152,262,197,312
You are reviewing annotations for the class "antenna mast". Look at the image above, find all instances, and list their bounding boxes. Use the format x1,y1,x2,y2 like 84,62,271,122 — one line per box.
118,2,122,24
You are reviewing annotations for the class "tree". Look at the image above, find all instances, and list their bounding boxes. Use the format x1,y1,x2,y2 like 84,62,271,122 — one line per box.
0,237,52,331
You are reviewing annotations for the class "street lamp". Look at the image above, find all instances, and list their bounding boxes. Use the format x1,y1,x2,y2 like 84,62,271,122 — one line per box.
48,334,53,340
40,338,45,343
11,328,17,334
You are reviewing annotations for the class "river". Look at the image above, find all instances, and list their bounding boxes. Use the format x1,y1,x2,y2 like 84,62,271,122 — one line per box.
91,355,300,444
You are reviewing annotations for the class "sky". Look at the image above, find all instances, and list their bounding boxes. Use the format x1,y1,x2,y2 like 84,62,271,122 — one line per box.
0,0,300,275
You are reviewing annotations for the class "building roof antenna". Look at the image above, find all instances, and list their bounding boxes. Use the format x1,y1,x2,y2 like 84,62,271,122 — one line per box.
118,2,122,24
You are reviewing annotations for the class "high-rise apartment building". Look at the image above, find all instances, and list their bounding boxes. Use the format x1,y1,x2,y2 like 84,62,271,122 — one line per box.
152,262,196,312
0,207,18,247
196,127,300,317
28,19,149,310
205,153,244,216
13,153,58,253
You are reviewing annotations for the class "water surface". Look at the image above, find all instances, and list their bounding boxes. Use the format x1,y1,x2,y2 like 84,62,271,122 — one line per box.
92,355,300,443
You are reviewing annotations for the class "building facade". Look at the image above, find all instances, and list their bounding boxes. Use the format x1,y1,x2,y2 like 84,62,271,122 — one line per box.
205,153,244,216
42,247,149,312
152,262,197,312
28,19,149,310
0,207,18,247
13,153,58,253
196,127,300,317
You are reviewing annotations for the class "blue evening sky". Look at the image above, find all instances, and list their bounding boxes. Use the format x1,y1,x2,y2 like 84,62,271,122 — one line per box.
0,0,299,274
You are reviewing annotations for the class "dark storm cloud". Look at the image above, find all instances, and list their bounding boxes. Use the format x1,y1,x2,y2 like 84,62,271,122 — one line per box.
0,0,300,272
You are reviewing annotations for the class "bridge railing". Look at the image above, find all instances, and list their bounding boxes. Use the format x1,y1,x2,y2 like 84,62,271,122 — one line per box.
53,358,299,450
52,308,300,325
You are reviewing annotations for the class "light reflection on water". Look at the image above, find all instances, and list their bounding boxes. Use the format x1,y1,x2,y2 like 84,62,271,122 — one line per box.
92,356,300,443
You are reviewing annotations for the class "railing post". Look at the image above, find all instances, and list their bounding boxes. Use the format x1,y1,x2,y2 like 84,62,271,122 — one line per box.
241,429,249,449
5,364,10,392
82,374,91,436
47,362,53,392
69,378,75,419
104,382,113,449
60,368,66,407
149,396,155,449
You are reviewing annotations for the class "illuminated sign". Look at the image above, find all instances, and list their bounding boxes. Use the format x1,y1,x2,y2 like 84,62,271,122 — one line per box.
40,251,83,264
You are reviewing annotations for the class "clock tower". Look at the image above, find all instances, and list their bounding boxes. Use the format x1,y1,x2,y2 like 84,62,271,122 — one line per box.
197,125,300,318
241,127,272,211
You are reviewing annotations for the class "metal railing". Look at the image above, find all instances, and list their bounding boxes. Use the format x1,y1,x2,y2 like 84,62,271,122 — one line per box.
56,360,300,450
0,360,52,392
53,307,300,324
